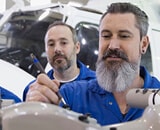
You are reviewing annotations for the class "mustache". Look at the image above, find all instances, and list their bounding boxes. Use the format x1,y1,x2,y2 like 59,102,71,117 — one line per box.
102,49,129,61
52,53,66,61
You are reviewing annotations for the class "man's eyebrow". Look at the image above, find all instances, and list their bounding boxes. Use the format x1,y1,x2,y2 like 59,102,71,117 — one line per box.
118,30,133,34
47,39,54,43
100,29,133,36
59,37,68,40
101,29,111,34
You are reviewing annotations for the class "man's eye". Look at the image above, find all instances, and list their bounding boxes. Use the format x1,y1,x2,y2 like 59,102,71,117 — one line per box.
61,41,67,45
101,34,111,39
119,35,130,38
48,42,55,46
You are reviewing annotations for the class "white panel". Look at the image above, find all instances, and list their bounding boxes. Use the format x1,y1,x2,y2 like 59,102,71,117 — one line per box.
0,0,6,13
0,60,35,99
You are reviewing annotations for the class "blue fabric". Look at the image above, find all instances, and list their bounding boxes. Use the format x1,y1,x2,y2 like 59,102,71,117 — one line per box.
22,60,96,101
59,66,160,126
0,87,21,103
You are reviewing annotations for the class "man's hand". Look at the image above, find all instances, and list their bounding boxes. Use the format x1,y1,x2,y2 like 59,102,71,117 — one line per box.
26,73,60,105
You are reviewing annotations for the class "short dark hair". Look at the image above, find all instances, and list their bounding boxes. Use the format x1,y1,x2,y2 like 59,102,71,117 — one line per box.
46,21,78,43
100,2,149,39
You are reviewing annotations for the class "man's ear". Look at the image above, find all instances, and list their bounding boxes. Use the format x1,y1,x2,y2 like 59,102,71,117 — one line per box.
141,36,149,54
75,42,80,54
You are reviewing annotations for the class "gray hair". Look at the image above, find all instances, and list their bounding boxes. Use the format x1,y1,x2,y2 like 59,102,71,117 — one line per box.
100,2,149,40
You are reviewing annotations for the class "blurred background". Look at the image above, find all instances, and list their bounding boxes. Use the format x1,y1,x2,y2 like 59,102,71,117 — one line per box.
0,0,159,78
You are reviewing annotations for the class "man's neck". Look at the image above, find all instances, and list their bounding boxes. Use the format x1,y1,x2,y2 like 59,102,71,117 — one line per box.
53,66,80,83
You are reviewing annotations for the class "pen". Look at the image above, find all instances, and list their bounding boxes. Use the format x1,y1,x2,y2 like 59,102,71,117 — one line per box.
30,53,45,74
30,53,68,106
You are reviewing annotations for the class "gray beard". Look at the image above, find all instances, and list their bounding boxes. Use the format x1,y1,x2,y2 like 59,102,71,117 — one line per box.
96,59,139,92
56,60,72,73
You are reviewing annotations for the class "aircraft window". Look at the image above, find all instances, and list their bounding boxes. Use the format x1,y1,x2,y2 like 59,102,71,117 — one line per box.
76,22,99,71
0,10,63,77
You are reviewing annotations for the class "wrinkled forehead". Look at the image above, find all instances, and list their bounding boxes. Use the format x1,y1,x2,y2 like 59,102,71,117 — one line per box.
45,25,73,40
99,13,137,31
48,25,72,34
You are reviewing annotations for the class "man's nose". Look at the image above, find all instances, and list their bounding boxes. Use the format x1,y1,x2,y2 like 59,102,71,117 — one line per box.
108,39,120,50
54,44,62,53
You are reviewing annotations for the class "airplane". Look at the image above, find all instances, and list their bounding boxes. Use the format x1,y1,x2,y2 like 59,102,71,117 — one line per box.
0,0,159,99
1,94,160,130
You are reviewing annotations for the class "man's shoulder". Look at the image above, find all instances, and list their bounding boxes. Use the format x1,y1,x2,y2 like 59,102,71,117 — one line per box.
141,66,160,88
150,76,160,88
61,79,102,93
77,60,96,79
60,79,107,97
0,86,21,102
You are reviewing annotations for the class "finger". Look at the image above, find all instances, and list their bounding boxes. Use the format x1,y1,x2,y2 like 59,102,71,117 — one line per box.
26,90,51,103
28,84,60,104
37,73,59,92
52,79,60,88
40,85,60,104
